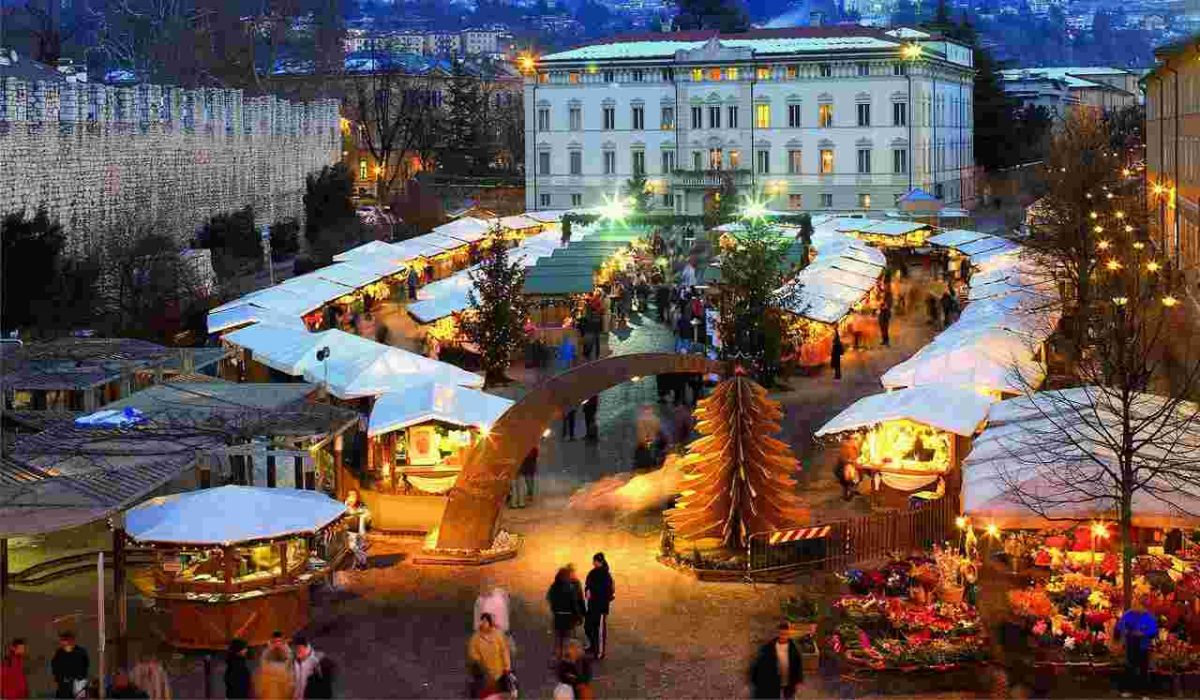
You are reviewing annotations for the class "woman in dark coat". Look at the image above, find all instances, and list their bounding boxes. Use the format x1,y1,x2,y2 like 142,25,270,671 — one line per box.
584,553,615,659
547,566,586,660
223,638,252,699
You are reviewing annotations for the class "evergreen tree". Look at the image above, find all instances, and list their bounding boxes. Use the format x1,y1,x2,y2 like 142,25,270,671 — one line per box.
1,208,65,334
624,174,653,214
442,60,486,175
674,0,750,32
462,234,529,386
665,371,807,550
715,222,793,385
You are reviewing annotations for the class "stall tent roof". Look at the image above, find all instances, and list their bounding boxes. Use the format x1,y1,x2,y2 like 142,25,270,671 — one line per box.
433,217,493,243
962,388,1200,528
525,210,573,223
412,232,468,252
223,325,482,396
126,486,347,545
313,262,388,289
774,228,886,324
279,274,358,303
523,272,596,295
333,240,401,263
367,383,514,437
816,385,996,437
928,229,991,248
498,214,542,230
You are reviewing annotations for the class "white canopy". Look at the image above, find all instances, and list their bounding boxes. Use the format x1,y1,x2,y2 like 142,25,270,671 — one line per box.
858,220,927,237
389,238,448,261
816,385,996,438
223,326,483,396
368,383,514,437
279,274,358,303
928,229,991,248
313,262,386,289
880,325,1047,395
526,210,571,223
498,214,542,231
413,232,470,252
126,486,346,545
962,387,1200,528
334,240,401,263
433,217,493,243
775,228,885,324
207,304,307,334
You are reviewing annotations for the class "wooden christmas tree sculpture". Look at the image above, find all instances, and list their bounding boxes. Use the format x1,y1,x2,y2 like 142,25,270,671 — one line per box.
665,371,807,550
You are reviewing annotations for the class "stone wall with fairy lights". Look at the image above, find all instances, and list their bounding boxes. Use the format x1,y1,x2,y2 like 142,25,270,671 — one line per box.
0,78,341,252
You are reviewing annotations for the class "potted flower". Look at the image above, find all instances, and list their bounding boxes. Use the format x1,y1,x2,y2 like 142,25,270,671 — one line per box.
782,594,820,638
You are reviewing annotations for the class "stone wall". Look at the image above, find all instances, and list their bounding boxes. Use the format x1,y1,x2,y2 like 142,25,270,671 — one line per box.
0,79,341,252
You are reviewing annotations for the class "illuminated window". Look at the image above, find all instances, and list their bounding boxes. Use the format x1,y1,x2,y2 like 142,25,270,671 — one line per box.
818,103,833,128
708,67,722,81
786,65,797,79
359,159,367,180
691,67,703,82
730,150,740,168
757,66,771,80
569,72,580,84
755,103,770,128
820,149,834,174
726,67,739,80
858,193,871,208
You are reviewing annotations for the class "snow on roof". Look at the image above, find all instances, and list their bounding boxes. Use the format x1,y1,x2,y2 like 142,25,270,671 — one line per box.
498,214,543,230
367,383,514,436
816,384,996,437
885,27,932,39
775,227,885,324
411,232,470,252
333,240,399,263
543,36,901,62
313,262,387,289
126,486,346,545
928,229,991,248
433,217,494,243
206,304,308,334
858,220,928,237
525,210,572,223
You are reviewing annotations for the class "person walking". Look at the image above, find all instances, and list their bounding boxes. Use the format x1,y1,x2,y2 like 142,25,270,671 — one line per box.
474,588,511,636
1116,599,1158,697
50,631,89,699
290,637,322,700
556,641,593,700
1,638,28,700
878,304,892,347
561,405,577,441
582,395,599,442
302,657,336,700
926,293,939,327
514,447,538,507
830,330,844,380
940,291,955,329
749,622,803,699
584,553,615,660
224,639,253,699
130,653,171,700
547,567,586,661
406,268,418,301
255,645,294,700
467,613,512,699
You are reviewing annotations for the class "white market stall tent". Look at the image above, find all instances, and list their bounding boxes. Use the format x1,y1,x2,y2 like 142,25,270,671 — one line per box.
333,240,403,263
433,217,494,244
816,384,996,439
207,303,308,334
962,387,1200,529
368,382,514,437
127,486,347,546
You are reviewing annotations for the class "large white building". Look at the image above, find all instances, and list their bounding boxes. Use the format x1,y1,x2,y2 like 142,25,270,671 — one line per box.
524,26,976,214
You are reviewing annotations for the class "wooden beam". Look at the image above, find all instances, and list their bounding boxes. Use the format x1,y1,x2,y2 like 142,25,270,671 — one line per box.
112,522,128,670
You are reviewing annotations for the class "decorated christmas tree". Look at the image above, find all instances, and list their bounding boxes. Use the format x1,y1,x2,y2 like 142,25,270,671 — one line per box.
665,371,807,550
462,231,528,386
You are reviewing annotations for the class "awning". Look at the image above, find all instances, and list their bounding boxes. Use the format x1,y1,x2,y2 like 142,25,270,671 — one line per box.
928,229,991,248
207,304,308,334
314,262,386,289
498,214,542,231
816,385,996,438
433,217,493,243
333,240,401,263
126,486,347,546
367,383,514,437
523,272,596,296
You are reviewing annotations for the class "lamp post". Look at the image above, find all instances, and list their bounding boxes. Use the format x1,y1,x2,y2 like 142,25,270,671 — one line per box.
261,225,274,285
1090,522,1109,578
901,43,923,193
317,346,331,417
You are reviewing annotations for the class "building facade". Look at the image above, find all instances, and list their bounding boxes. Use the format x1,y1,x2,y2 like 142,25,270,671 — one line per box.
1001,66,1140,119
1146,41,1200,286
524,27,975,214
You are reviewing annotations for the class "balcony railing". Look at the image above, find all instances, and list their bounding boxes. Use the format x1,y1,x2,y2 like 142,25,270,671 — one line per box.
670,169,753,188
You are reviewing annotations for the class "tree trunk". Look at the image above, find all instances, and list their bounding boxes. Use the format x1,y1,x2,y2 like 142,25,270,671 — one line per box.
1121,484,1134,610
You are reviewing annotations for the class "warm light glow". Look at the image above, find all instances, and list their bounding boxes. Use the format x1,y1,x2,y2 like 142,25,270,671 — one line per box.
955,516,968,530
632,375,642,383
1106,192,1114,199
985,523,1000,539
1125,225,1134,233
597,193,630,221
740,195,769,221
1093,225,1104,233
1091,522,1109,539
1122,168,1131,177
479,425,491,438
1115,211,1125,219
1106,259,1122,271
1147,261,1160,273
1112,296,1129,306
1090,211,1098,219
901,43,923,60
518,53,537,73
374,164,384,176
542,428,552,438
1163,296,1179,308
1132,241,1145,251
1097,240,1110,250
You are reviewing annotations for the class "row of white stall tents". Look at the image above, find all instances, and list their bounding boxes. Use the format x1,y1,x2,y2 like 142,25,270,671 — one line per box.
879,232,1060,398
774,217,888,325
406,225,598,324
207,212,572,335
835,218,933,248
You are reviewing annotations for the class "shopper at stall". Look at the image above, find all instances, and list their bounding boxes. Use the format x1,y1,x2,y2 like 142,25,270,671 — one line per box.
344,490,371,571
830,330,845,380
1,638,28,700
547,567,586,660
224,639,252,699
582,395,600,441
108,669,148,699
291,637,322,700
255,646,294,700
130,653,171,700
562,404,577,441
1116,599,1158,697
584,553,615,659
556,641,593,699
50,631,89,699
260,632,294,667
749,622,803,699
878,304,892,348
940,291,956,329
467,613,512,698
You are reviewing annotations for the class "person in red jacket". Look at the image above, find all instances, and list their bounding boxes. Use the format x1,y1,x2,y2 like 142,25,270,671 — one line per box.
1,638,28,700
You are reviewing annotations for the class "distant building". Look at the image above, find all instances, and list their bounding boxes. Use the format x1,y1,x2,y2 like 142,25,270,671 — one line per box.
1146,40,1200,286
1000,66,1140,117
344,28,508,58
525,26,976,213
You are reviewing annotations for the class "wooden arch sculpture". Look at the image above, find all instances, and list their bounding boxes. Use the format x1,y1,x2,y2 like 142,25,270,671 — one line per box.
435,352,722,550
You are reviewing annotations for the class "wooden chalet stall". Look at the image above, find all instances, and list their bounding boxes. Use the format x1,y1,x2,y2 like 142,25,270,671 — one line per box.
357,383,513,534
838,218,932,249
816,385,995,509
126,486,349,649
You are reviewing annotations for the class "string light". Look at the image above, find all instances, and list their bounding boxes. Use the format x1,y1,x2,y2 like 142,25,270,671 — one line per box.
1147,261,1160,273
1132,241,1145,251
1112,296,1129,306
1105,259,1122,271
1125,225,1134,233
1105,192,1113,199
1093,225,1104,233
1163,296,1179,308
1097,240,1110,250
1090,211,1098,219
1115,211,1125,219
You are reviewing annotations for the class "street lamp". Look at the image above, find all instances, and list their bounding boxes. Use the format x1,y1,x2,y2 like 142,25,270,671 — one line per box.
597,194,630,222
316,346,331,411
1090,522,1109,577
740,195,768,222
900,44,922,192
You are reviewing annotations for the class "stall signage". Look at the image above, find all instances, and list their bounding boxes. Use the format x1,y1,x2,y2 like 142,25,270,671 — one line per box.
162,560,183,573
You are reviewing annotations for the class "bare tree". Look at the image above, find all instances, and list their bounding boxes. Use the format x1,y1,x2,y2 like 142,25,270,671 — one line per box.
1022,109,1125,368
344,62,442,202
993,188,1200,609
